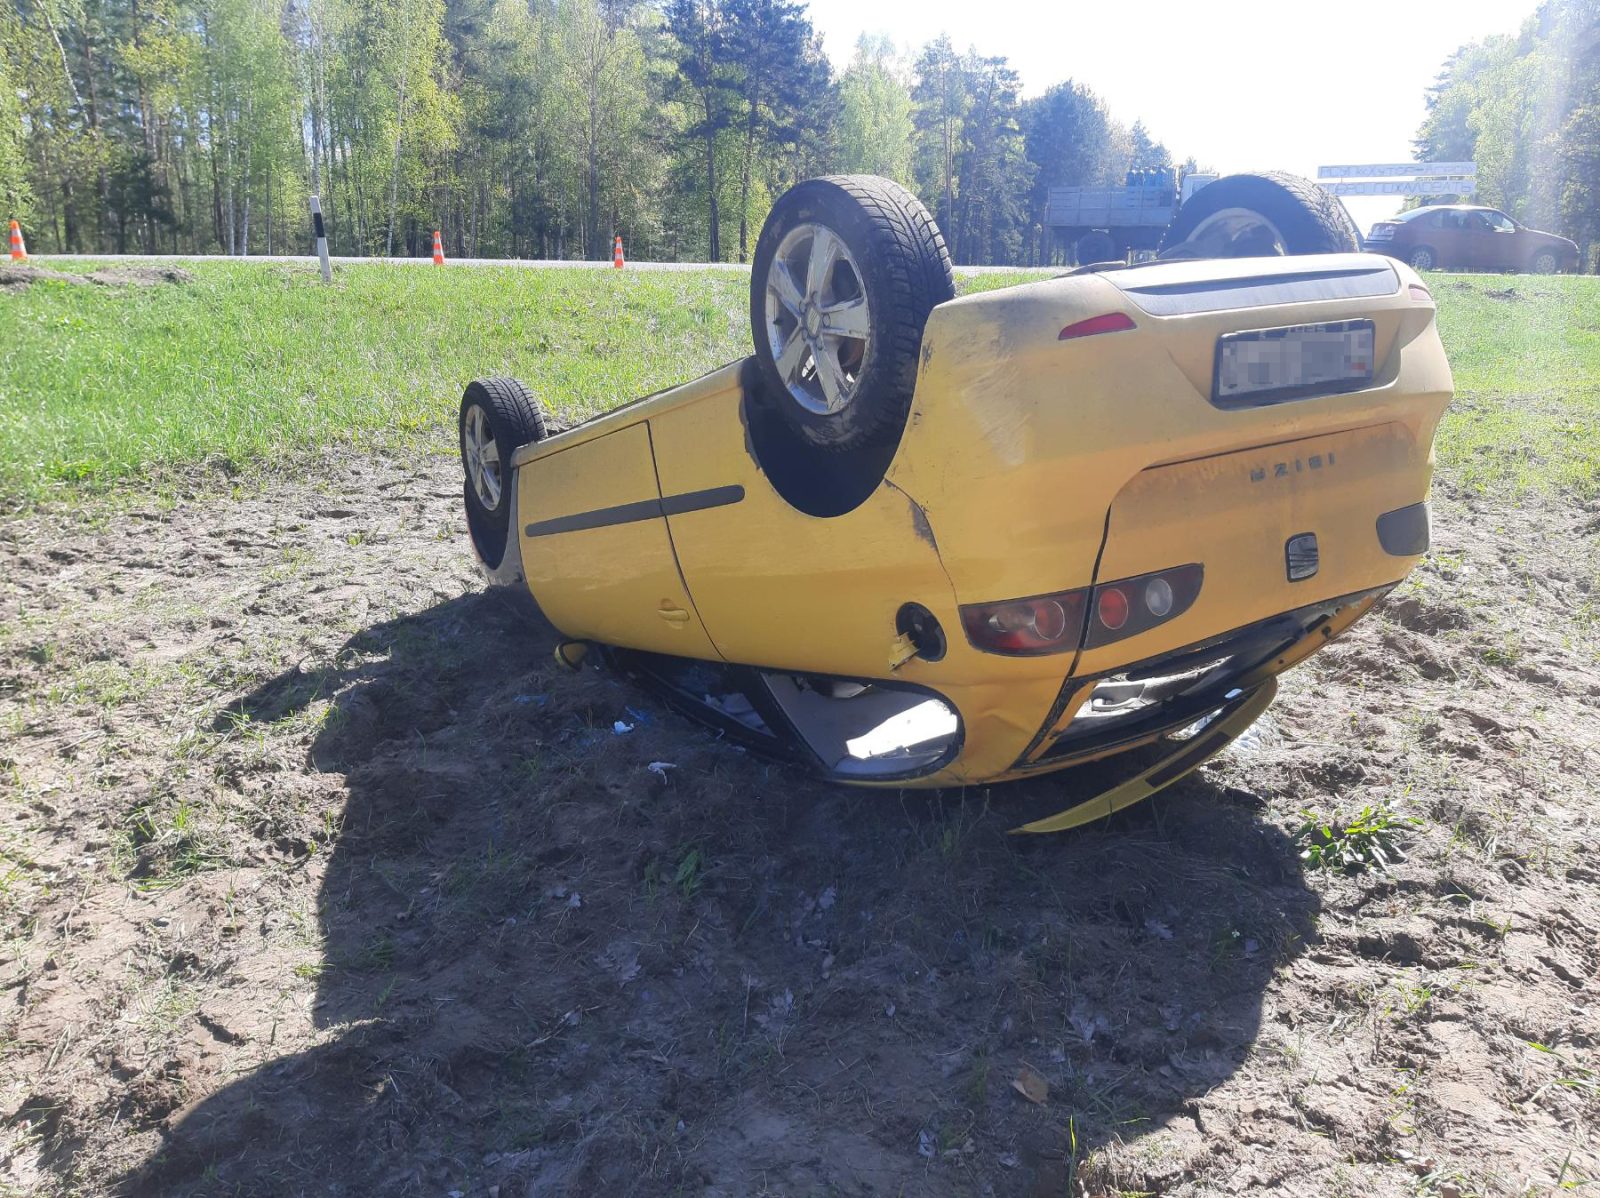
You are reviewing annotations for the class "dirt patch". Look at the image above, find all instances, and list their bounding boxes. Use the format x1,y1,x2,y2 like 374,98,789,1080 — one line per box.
0,263,194,290
1,457,1596,1196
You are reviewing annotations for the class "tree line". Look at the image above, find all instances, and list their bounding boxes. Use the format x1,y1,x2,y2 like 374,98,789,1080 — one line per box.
1416,0,1600,267
0,0,1182,264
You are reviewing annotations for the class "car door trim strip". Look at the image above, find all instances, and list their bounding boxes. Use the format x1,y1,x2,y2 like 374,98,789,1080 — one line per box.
524,485,744,538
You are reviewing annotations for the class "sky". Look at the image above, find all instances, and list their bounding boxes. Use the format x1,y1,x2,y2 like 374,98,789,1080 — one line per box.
804,0,1542,229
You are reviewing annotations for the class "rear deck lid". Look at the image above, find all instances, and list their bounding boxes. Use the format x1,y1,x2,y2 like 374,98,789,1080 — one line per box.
1072,421,1429,679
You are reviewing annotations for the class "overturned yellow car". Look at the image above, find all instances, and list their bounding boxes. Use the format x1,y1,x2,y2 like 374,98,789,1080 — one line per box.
459,173,1451,831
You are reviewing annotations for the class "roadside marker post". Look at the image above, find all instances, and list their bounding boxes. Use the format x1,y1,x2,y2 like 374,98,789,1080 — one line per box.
613,235,625,268
309,196,332,283
433,230,445,265
8,220,26,262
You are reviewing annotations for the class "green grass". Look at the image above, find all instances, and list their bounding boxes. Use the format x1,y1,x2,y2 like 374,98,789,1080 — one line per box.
0,260,751,504
1294,801,1422,873
1431,274,1600,498
0,261,1595,506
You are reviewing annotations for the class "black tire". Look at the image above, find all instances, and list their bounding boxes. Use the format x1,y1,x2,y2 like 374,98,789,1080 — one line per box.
1076,230,1117,265
1409,246,1438,272
1531,250,1559,275
749,175,954,453
1159,171,1361,258
460,377,546,570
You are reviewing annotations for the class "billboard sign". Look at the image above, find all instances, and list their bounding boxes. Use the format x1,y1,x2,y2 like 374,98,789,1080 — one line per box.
1321,178,1477,197
1316,162,1477,198
1318,162,1475,179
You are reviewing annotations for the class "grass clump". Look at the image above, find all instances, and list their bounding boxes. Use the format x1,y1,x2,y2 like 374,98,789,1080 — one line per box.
1294,802,1421,873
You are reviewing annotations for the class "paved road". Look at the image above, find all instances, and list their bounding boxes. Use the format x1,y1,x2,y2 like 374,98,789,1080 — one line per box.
35,253,1051,275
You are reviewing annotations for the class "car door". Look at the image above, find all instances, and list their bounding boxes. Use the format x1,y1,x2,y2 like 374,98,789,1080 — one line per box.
646,371,961,680
1461,211,1503,270
516,422,722,660
1480,210,1521,269
1429,210,1467,268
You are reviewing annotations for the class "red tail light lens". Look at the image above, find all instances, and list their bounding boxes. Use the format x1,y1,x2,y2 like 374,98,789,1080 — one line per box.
1084,564,1204,648
960,589,1088,656
1408,283,1433,302
1058,312,1136,341
1096,586,1130,631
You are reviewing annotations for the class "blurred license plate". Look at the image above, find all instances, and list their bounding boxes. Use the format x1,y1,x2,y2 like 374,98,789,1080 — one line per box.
1214,319,1375,407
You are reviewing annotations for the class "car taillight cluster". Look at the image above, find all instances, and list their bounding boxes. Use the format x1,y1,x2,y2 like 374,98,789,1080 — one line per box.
960,564,1204,657
959,590,1087,655
1082,564,1204,648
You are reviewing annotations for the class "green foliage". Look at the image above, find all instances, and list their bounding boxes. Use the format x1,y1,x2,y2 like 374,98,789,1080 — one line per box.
836,35,914,183
1295,803,1421,873
1,0,1188,266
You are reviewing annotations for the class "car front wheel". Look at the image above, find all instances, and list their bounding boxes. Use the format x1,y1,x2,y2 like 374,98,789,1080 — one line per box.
749,175,955,454
460,377,547,571
1531,250,1560,274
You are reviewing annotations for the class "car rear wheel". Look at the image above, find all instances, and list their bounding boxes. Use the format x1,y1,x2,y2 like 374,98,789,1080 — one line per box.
1076,230,1117,265
1531,250,1559,274
1159,171,1361,259
460,377,547,571
1408,246,1437,271
750,175,955,453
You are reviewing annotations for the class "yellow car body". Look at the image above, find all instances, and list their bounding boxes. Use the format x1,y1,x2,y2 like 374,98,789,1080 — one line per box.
486,252,1450,812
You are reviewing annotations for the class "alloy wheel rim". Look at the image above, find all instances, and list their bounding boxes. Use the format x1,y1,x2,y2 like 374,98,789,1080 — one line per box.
763,222,872,416
464,404,502,510
1181,207,1290,258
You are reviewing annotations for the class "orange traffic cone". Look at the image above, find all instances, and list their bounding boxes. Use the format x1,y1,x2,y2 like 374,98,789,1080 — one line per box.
8,220,25,262
432,229,444,265
612,235,624,269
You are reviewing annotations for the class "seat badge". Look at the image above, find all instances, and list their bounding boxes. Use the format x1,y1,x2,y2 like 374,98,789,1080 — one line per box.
1286,532,1319,582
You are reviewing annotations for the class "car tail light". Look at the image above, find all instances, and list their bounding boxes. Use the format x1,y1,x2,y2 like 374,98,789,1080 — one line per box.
1368,223,1397,239
1407,284,1432,302
960,565,1202,657
1084,564,1204,649
1058,312,1136,341
960,589,1088,656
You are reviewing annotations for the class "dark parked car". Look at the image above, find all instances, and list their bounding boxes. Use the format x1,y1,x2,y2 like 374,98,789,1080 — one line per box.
1365,204,1579,274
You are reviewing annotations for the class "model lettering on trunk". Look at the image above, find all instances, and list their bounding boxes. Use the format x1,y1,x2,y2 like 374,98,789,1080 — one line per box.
1250,451,1336,483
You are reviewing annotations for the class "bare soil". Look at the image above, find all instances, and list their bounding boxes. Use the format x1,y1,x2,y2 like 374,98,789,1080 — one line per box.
1,453,1596,1197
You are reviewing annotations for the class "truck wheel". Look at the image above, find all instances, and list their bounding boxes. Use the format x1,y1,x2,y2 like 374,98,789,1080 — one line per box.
1076,231,1117,265
750,175,954,453
1159,172,1360,259
460,377,546,570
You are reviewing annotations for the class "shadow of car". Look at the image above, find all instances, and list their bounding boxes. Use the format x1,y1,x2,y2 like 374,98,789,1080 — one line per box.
1366,204,1579,273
